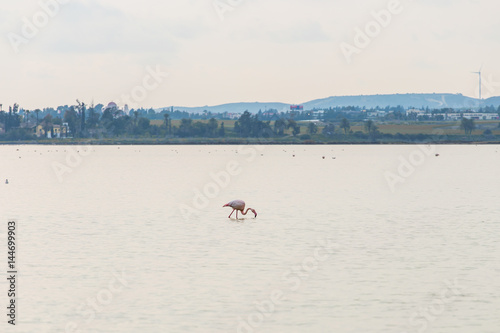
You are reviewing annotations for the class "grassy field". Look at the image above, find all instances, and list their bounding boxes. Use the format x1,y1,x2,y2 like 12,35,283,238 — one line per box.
3,118,499,145
151,119,237,127
6,119,500,145
368,120,500,136
152,119,500,136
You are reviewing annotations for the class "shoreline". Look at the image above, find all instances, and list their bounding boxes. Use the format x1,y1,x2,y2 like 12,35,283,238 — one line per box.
2,139,500,145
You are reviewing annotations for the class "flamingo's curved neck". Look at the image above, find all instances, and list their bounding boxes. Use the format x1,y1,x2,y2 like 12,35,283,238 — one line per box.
242,208,256,217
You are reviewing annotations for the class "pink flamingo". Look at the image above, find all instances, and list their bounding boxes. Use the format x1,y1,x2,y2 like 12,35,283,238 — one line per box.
223,199,257,219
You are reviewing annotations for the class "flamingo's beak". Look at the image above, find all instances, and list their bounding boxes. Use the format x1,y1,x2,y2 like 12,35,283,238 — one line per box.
223,204,228,207
254,210,258,217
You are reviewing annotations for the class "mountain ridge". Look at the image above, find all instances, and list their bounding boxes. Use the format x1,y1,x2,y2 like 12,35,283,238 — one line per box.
156,93,500,113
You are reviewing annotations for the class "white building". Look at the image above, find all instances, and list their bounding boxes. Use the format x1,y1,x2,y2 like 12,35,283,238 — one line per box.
462,113,499,120
367,110,388,118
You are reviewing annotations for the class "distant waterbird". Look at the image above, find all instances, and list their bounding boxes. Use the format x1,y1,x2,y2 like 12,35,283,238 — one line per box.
223,200,257,219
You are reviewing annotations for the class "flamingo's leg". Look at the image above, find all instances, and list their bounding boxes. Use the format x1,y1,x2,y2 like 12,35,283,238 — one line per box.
236,210,239,219
228,209,235,218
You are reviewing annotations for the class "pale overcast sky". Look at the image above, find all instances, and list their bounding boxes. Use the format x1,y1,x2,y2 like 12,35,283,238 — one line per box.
1,0,499,110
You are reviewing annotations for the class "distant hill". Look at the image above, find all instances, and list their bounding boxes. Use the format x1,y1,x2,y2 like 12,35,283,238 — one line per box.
158,93,500,114
484,96,500,106
156,102,290,114
302,93,483,109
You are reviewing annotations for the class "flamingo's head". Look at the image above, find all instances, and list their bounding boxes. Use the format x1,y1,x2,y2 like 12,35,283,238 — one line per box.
251,209,257,218
223,203,229,207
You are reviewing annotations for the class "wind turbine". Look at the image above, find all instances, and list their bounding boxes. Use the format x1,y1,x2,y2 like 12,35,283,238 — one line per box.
472,65,483,100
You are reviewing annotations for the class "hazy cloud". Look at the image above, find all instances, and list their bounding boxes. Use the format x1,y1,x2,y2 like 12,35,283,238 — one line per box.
0,0,499,109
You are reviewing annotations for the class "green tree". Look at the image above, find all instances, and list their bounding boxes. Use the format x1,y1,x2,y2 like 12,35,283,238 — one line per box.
76,100,86,133
134,111,139,126
111,116,132,136
163,113,169,127
207,118,218,137
340,118,350,134
364,120,378,136
34,109,41,127
292,125,301,136
274,118,287,136
5,104,20,132
322,123,336,138
24,110,30,124
287,119,300,137
138,117,150,133
234,111,272,138
460,118,475,135
307,122,318,135
235,111,253,137
86,107,100,129
178,118,193,137
63,107,79,136
219,122,225,137
39,114,53,137
163,113,171,134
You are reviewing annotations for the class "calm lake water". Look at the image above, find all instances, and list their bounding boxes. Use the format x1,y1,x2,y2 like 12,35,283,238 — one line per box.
1,144,499,333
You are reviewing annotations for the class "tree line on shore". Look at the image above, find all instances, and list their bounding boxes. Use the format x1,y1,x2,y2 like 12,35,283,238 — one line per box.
0,103,368,141
0,101,493,142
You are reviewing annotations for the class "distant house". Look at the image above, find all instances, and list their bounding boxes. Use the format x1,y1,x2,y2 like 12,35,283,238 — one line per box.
262,110,279,118
104,101,118,110
35,123,69,138
35,125,45,137
311,110,324,119
102,101,125,117
52,124,69,138
367,110,387,119
406,109,426,116
420,112,499,121
227,113,241,120
462,113,499,120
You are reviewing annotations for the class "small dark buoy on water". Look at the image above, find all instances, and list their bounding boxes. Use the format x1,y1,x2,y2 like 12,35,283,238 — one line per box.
5,179,9,184
435,154,440,157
